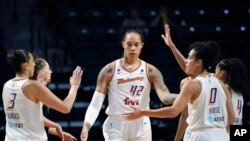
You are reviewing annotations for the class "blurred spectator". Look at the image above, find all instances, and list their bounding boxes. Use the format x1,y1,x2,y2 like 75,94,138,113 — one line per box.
149,6,187,29
150,6,174,27
120,5,149,36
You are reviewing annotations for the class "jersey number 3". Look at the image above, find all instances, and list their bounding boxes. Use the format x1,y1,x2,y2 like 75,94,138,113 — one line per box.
8,93,17,109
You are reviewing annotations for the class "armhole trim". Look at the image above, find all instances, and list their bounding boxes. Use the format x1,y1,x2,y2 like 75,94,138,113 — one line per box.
146,63,152,83
109,61,116,81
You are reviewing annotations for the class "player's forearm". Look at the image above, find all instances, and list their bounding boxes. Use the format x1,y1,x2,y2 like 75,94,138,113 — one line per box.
62,86,79,113
48,128,59,136
43,116,59,128
83,91,105,129
170,46,186,72
83,122,91,131
174,113,188,141
142,107,177,118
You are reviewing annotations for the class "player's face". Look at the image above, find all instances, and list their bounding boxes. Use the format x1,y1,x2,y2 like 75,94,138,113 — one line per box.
42,61,52,85
185,49,201,76
122,32,144,59
27,53,35,77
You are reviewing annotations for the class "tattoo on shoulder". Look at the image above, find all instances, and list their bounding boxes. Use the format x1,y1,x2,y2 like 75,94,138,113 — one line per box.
97,68,106,85
97,65,113,85
106,66,113,74
148,65,153,75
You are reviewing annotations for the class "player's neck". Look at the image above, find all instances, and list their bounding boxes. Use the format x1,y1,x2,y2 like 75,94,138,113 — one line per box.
123,57,140,65
121,58,141,71
15,73,29,80
197,70,210,77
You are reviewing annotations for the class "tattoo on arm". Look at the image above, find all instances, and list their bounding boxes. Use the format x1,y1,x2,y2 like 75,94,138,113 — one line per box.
163,94,178,105
97,65,112,84
154,68,168,92
96,64,113,93
149,65,175,105
147,67,153,83
96,69,105,86
106,65,113,74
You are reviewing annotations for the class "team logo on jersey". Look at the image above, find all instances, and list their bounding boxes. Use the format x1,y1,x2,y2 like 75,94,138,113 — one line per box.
117,68,121,74
117,76,144,84
123,97,139,105
207,115,225,123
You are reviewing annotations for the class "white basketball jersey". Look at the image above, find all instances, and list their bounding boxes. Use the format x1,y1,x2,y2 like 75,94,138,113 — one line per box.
105,59,151,115
2,79,47,141
231,89,243,125
186,76,228,131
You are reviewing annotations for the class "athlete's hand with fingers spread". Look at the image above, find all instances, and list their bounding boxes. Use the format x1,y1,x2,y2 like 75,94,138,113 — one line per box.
80,126,89,141
70,66,83,88
161,24,175,48
123,106,144,120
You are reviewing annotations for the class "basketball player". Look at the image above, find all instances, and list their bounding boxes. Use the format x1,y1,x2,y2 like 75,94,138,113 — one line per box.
214,58,249,125
123,40,235,141
2,49,83,140
80,29,177,141
161,24,248,140
174,59,248,141
31,57,77,140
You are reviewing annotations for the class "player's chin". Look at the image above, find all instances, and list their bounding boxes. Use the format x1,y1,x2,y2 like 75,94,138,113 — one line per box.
129,53,137,57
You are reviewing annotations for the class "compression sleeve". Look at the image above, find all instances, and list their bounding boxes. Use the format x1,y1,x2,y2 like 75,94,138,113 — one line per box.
84,91,105,128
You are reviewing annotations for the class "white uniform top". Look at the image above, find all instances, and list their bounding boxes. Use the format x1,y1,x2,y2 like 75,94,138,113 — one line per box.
2,79,47,141
105,59,151,115
186,75,228,131
231,89,243,125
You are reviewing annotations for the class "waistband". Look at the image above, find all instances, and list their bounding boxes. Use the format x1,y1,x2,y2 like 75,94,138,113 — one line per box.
108,114,125,119
190,127,227,132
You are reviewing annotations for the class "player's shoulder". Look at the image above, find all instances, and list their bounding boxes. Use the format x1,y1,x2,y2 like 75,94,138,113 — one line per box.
180,77,192,86
23,79,40,88
182,78,202,91
144,62,158,71
104,60,118,71
100,60,118,80
105,59,119,68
